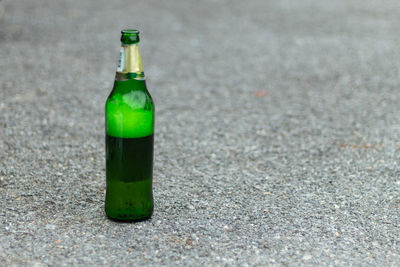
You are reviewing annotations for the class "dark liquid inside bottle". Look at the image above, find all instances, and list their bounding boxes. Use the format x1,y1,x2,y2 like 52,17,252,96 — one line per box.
105,134,154,221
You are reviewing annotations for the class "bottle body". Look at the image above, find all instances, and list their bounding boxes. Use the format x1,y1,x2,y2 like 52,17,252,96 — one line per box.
105,30,154,221
105,78,154,221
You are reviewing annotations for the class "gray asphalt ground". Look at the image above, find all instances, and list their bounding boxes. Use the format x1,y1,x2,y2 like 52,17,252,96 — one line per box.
1,0,400,265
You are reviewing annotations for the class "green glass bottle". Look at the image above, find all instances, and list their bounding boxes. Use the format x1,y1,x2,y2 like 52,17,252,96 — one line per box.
105,29,154,221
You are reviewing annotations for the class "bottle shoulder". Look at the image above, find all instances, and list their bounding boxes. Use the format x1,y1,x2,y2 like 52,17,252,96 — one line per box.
106,79,153,111
109,78,151,94
105,78,154,138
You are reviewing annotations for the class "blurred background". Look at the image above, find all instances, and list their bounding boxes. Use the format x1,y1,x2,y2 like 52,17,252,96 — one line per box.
1,0,400,265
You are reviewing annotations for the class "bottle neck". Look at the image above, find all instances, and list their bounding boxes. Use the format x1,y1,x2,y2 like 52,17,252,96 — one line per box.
115,44,144,81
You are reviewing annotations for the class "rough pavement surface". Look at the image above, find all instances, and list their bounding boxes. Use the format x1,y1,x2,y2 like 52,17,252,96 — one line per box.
1,0,400,265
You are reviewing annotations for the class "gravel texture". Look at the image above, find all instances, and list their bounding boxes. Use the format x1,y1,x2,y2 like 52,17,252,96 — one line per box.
1,0,400,265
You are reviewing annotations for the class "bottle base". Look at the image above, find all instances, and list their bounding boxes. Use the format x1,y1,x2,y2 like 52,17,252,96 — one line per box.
106,212,153,222
106,215,152,222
